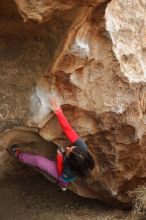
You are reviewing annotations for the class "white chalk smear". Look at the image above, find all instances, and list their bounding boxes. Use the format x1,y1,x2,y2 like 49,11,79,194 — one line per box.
76,37,89,55
70,37,89,57
30,86,57,124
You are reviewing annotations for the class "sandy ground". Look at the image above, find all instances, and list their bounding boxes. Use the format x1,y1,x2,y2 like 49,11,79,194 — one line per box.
0,172,144,220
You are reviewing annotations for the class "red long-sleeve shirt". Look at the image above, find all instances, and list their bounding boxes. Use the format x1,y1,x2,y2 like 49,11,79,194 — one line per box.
55,108,79,177
56,150,63,177
55,108,79,143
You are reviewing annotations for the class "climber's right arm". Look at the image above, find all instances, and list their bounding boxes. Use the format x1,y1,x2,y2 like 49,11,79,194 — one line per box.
49,96,79,143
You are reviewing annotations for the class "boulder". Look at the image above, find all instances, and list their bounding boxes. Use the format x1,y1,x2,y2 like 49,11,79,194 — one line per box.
0,0,146,206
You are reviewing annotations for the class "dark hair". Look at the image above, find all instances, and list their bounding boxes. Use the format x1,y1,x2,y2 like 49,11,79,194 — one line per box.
68,147,95,177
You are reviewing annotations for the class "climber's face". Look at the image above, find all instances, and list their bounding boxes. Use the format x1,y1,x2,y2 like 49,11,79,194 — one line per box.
66,146,76,157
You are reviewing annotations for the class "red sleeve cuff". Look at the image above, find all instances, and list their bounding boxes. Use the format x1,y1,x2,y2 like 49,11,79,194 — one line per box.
55,108,62,115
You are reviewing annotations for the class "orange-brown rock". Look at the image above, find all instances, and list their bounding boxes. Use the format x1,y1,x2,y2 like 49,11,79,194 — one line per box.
1,0,146,207
14,0,106,22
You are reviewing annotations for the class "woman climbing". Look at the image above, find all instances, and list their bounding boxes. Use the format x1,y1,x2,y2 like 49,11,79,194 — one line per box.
10,95,95,191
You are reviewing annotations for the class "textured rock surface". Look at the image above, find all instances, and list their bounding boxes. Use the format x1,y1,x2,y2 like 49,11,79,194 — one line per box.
15,0,106,22
1,0,146,206
106,0,146,83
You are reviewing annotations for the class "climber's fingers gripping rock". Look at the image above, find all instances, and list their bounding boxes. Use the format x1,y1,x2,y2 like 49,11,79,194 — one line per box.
49,95,61,112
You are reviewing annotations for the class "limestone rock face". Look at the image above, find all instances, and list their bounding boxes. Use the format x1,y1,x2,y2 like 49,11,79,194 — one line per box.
106,0,146,83
14,0,106,22
0,0,146,206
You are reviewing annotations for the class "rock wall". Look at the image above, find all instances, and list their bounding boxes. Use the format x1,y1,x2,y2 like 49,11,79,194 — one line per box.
0,0,146,206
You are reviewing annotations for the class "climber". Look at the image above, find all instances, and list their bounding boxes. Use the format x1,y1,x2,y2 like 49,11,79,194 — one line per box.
10,95,95,191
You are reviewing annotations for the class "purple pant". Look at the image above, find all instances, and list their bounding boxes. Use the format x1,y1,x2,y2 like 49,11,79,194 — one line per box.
18,152,68,188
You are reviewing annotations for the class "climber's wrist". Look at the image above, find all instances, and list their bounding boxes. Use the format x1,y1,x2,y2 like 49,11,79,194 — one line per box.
55,107,62,114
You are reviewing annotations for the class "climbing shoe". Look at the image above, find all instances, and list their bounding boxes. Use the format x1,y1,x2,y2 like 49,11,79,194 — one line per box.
7,144,20,157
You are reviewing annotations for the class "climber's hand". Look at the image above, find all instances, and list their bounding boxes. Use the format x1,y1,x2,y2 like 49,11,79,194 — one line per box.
49,95,61,112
